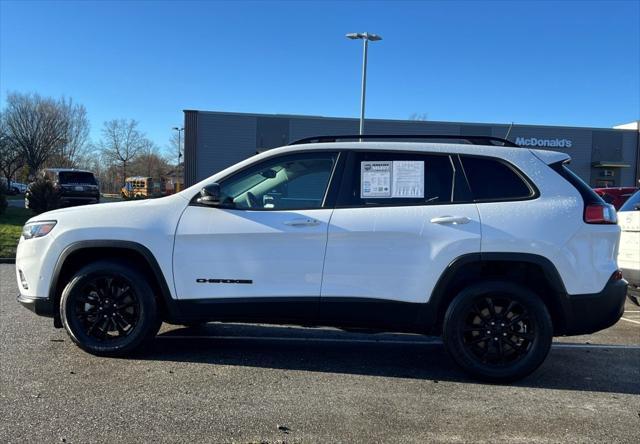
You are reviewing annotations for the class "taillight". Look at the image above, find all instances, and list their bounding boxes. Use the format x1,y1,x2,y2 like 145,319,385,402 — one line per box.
584,203,617,224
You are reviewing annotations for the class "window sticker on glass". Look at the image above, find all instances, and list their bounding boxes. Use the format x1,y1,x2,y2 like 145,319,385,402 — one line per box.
392,161,424,198
361,161,391,197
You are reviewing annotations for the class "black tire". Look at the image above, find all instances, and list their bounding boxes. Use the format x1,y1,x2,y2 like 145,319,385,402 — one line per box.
442,280,553,382
60,260,161,356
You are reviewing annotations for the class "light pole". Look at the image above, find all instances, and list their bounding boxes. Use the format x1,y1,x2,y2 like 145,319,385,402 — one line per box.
346,32,382,136
172,126,184,186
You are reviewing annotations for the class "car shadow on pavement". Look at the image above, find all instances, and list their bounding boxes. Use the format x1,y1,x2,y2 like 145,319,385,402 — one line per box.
139,323,640,395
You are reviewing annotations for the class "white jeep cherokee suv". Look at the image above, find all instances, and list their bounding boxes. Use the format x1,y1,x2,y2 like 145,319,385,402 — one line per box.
16,135,627,382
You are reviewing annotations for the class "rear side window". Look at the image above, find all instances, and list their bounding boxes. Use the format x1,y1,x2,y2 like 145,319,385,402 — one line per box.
460,156,534,201
338,151,471,207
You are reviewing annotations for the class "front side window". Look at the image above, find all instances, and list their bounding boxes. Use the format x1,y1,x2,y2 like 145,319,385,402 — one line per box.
218,152,338,210
340,151,465,207
460,156,534,201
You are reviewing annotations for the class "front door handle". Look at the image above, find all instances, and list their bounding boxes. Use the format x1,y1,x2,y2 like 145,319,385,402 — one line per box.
284,218,321,227
430,215,471,225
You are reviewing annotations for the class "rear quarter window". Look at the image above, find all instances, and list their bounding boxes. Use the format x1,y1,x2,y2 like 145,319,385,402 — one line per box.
460,156,535,201
620,190,640,212
550,162,606,206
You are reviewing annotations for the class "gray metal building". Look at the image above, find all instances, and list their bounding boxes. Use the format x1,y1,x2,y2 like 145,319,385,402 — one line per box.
183,110,640,188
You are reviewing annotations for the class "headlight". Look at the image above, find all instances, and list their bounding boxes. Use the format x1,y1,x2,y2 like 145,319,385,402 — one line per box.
22,221,57,240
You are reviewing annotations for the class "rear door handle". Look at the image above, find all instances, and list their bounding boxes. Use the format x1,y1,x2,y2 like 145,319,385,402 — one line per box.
284,218,321,227
430,215,471,225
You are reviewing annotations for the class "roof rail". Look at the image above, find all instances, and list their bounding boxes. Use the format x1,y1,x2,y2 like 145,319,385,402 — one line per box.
288,134,520,147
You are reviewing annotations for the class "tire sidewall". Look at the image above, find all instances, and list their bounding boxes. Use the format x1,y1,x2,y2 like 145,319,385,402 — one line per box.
443,281,553,382
60,261,158,356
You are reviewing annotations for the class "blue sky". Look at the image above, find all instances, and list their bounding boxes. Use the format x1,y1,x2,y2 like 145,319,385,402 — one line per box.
1,0,639,151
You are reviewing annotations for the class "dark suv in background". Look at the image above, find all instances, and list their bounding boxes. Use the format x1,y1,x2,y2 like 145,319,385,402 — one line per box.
36,168,100,206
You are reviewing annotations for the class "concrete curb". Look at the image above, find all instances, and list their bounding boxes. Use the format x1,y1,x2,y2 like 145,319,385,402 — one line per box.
0,258,16,264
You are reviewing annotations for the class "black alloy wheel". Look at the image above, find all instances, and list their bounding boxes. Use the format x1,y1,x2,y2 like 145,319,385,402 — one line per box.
71,276,140,341
462,295,534,365
443,281,553,382
60,260,161,356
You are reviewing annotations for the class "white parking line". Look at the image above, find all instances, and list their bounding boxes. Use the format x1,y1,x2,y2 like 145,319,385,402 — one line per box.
619,317,640,325
551,343,640,350
157,335,640,349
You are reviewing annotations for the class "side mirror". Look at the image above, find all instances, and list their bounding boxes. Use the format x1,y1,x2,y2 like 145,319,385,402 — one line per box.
197,183,222,206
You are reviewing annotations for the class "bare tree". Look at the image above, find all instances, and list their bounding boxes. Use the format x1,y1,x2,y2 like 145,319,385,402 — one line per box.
2,92,69,176
98,119,147,183
49,98,90,168
129,140,170,178
167,131,182,168
0,112,25,188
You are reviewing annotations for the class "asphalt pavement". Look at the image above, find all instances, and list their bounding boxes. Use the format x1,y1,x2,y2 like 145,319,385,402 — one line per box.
1,264,639,443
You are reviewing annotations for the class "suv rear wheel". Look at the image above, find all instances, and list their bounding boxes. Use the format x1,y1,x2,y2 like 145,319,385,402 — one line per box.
59,260,161,356
442,281,553,382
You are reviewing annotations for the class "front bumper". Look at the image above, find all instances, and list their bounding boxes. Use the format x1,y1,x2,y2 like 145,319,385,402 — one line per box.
17,294,55,318
562,274,628,335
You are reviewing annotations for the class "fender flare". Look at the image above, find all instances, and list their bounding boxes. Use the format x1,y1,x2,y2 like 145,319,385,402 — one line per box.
48,240,181,319
422,252,569,332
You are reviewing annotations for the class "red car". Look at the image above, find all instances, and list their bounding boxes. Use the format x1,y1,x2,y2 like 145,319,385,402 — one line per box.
593,187,638,210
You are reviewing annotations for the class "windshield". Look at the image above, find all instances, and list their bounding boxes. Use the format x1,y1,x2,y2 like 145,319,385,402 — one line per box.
620,190,640,211
58,171,97,185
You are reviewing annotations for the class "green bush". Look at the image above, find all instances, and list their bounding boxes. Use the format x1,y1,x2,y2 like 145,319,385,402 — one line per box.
25,178,61,215
0,182,7,215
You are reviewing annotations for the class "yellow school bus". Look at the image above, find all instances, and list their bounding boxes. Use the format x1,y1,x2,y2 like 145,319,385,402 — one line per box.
121,176,166,199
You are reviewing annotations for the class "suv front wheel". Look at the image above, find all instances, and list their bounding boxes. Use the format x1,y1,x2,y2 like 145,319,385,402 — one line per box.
60,260,161,356
443,281,553,382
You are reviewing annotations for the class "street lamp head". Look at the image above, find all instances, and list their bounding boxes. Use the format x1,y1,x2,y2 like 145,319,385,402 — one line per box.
345,32,382,41
172,127,183,131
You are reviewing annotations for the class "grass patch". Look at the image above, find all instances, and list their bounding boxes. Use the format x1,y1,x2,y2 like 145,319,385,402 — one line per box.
0,207,31,258
101,195,123,203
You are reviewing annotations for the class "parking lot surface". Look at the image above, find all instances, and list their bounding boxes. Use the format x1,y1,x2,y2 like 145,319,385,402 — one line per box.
1,263,638,443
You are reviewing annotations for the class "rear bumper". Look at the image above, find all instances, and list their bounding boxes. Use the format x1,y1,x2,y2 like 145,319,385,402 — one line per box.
562,274,628,335
17,294,54,318
619,267,640,305
60,196,100,204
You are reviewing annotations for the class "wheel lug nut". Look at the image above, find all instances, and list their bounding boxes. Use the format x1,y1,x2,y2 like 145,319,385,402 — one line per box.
493,337,498,341
503,333,507,336
490,322,495,326
486,330,491,334
501,323,505,327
